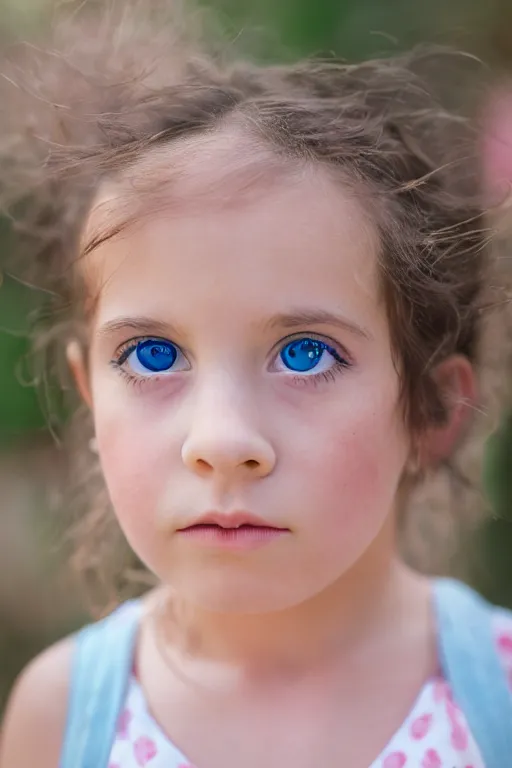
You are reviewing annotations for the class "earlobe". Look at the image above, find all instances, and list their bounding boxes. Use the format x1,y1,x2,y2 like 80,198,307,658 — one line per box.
421,355,477,467
66,340,93,409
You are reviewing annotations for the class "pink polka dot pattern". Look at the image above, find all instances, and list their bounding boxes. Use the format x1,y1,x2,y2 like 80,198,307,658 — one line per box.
421,748,441,768
410,713,432,740
497,632,512,654
133,735,157,766
117,709,132,740
382,752,407,767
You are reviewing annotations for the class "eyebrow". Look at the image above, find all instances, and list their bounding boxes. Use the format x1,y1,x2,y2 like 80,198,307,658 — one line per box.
266,309,372,340
96,316,184,339
96,309,372,341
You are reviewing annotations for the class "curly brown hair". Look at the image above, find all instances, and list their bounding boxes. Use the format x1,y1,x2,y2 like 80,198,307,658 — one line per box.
1,2,511,613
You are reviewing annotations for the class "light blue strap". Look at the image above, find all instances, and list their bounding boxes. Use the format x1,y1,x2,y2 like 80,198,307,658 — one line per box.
59,600,142,768
435,577,512,767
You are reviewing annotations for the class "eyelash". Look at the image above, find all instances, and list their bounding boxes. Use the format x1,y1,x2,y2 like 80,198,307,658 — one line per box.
110,335,352,390
110,337,167,391
112,364,149,392
290,361,348,388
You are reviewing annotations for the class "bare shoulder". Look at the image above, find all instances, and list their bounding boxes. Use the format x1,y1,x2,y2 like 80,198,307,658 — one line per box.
0,635,74,768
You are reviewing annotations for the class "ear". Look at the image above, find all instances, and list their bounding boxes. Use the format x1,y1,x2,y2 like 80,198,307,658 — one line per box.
419,355,477,467
66,340,93,409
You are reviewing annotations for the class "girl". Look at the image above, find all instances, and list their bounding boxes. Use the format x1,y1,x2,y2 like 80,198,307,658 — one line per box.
1,5,512,767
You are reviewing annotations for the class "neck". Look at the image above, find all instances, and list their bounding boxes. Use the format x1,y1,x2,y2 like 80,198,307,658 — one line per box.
151,523,430,675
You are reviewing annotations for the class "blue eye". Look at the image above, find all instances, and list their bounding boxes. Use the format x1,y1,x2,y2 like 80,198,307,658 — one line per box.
135,339,176,371
278,338,344,374
120,338,189,376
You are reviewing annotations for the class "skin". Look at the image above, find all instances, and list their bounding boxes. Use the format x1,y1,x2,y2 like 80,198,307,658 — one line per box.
0,136,475,768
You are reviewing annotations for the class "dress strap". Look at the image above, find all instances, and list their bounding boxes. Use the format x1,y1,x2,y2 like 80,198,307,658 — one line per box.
59,600,142,768
435,577,512,767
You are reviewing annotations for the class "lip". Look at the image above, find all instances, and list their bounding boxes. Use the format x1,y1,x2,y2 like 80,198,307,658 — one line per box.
180,511,285,530
176,511,289,551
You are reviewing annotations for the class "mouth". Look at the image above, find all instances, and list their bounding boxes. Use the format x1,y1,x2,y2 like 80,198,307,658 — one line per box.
179,511,286,531
176,512,289,550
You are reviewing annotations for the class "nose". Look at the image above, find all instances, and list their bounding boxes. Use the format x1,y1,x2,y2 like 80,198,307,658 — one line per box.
181,393,276,481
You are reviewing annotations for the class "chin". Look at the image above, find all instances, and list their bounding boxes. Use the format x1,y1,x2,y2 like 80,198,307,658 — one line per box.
169,568,329,615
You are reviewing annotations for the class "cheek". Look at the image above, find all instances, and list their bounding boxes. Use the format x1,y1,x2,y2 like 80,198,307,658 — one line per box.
92,390,174,559
288,385,408,537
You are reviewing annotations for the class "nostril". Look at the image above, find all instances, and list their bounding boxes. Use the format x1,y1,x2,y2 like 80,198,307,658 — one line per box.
245,459,260,470
196,458,212,472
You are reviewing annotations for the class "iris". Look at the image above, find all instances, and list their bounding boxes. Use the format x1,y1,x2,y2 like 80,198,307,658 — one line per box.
280,339,332,372
135,339,177,372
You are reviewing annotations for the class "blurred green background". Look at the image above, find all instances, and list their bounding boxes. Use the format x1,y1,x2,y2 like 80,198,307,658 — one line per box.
1,0,512,712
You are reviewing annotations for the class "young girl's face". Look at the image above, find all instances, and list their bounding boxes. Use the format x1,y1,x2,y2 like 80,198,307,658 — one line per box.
78,142,411,613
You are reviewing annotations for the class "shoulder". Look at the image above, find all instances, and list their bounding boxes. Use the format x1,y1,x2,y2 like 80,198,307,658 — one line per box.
0,599,144,768
0,635,74,768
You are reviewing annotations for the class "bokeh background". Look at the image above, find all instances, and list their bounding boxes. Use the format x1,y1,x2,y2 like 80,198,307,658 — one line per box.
2,0,512,712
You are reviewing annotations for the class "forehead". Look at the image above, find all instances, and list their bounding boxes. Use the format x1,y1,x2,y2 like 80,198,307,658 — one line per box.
84,124,295,242
83,131,382,332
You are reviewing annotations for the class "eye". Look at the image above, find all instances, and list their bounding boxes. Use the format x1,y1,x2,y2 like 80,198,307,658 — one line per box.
121,338,189,376
276,337,346,375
